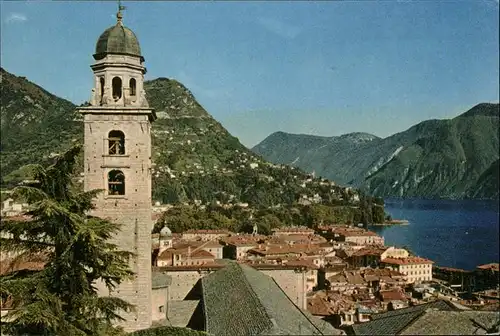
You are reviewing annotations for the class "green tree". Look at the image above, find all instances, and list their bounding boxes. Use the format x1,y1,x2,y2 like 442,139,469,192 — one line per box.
0,145,133,335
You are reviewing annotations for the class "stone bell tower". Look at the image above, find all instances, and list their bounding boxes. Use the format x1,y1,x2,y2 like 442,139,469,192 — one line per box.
78,6,156,332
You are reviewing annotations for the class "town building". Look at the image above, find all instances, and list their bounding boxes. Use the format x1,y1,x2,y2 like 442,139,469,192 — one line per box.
381,257,433,283
182,229,232,241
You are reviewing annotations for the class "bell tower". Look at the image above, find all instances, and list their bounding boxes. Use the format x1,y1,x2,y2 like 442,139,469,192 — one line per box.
78,5,156,332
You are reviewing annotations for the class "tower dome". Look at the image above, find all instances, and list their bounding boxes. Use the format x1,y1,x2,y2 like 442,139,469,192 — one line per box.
160,226,172,237
94,11,142,61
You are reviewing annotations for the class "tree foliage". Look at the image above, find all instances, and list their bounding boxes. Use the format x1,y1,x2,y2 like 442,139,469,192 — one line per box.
0,145,134,336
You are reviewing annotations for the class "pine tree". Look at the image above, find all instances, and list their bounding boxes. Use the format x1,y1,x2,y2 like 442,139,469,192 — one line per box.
0,145,134,335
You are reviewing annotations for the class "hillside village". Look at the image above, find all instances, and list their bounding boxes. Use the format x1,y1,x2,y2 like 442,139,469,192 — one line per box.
2,194,499,334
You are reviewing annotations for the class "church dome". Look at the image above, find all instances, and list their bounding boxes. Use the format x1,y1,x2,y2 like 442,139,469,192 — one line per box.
94,13,142,60
160,226,172,237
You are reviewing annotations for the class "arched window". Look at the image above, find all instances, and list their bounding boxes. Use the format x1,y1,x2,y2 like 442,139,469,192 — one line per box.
112,77,122,100
99,77,105,105
129,78,136,96
108,170,125,195
108,130,125,155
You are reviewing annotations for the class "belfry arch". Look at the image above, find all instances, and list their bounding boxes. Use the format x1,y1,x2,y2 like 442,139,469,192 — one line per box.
108,130,125,155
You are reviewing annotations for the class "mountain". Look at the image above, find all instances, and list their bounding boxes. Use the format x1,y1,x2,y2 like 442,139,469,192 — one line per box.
0,68,385,227
253,103,500,200
253,131,381,184
0,68,82,181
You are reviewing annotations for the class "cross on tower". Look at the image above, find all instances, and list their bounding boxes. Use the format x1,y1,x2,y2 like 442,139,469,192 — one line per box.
117,0,126,22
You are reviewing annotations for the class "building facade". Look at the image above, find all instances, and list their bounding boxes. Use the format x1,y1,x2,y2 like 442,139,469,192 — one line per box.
77,9,156,332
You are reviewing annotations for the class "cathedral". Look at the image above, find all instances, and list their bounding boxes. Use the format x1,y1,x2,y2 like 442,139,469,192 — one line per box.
77,6,155,332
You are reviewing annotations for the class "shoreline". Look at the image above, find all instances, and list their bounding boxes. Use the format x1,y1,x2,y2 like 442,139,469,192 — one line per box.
370,219,409,226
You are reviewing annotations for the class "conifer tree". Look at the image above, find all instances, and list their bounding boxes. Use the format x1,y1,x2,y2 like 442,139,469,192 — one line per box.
0,145,134,335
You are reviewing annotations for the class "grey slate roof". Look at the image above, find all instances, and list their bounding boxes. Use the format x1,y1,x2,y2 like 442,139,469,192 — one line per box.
350,300,463,335
152,271,171,289
166,300,200,328
199,262,340,336
401,311,500,335
349,300,500,336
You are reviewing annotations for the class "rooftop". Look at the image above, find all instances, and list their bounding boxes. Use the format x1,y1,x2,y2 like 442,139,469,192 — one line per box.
381,256,434,265
477,263,499,272
349,300,465,335
94,12,142,60
191,262,341,335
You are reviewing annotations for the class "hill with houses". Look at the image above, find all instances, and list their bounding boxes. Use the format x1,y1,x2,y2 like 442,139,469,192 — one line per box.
0,68,386,231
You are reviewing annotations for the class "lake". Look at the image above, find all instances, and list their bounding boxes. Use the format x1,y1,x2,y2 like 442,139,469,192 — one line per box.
371,199,500,271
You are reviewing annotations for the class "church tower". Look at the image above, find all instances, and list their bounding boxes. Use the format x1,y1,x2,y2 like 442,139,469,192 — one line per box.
78,6,156,332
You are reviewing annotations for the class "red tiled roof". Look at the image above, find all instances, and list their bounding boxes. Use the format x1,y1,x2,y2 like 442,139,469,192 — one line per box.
243,259,318,271
249,243,321,257
351,246,387,257
201,240,223,248
381,257,434,265
434,266,470,273
477,263,499,272
157,246,215,260
379,289,407,302
272,226,314,233
183,229,232,235
0,253,47,276
154,263,224,272
339,230,379,237
0,215,33,222
307,295,334,316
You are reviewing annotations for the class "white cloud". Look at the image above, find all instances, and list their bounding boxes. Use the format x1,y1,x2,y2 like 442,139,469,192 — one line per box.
256,17,301,40
5,13,27,24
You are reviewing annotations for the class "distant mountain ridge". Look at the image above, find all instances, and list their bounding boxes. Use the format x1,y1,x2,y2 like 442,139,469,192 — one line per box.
253,103,500,200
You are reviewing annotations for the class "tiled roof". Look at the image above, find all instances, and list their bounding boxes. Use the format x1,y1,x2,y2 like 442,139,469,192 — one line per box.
0,215,33,222
272,226,315,234
198,262,338,335
350,300,463,335
308,295,335,316
201,241,223,248
339,230,379,237
249,243,322,257
351,246,387,257
477,263,499,271
154,263,225,272
0,252,47,276
220,234,265,246
369,300,460,320
434,265,471,273
158,247,215,261
400,311,500,335
381,257,433,265
184,229,232,234
379,289,407,302
242,260,318,271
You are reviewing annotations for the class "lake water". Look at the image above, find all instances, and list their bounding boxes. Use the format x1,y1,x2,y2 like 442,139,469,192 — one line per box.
371,199,500,271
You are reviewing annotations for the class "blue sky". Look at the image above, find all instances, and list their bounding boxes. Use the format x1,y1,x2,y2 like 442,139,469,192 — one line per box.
1,1,499,147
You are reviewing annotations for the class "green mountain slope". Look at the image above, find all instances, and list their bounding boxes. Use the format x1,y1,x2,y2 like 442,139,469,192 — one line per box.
0,68,82,182
0,68,384,226
253,132,381,184
253,103,500,199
